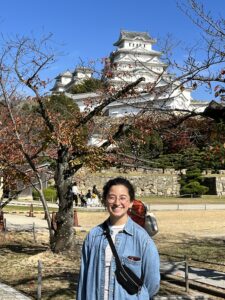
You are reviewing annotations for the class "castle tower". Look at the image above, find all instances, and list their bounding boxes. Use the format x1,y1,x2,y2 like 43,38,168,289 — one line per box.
103,30,169,91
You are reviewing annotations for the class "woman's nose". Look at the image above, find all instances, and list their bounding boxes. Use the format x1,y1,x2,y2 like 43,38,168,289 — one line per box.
114,197,120,205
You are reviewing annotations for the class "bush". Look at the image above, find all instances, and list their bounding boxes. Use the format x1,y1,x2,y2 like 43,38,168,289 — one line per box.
32,187,57,202
180,167,209,197
68,78,104,94
180,181,209,197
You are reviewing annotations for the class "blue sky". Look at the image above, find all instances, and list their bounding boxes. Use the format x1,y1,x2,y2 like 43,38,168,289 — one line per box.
0,0,224,100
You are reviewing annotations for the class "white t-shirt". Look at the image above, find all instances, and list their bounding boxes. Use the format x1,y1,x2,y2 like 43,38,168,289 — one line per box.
72,185,79,195
104,224,125,300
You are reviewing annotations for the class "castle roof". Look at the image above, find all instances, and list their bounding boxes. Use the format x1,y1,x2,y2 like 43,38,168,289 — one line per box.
114,30,155,46
72,67,93,75
55,70,72,79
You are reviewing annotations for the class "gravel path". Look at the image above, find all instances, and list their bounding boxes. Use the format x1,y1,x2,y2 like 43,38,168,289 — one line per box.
0,282,32,300
4,213,48,231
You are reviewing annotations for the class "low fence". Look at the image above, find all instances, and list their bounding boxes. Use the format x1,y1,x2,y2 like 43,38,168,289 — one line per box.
0,208,80,235
160,253,225,297
1,219,37,242
160,255,191,293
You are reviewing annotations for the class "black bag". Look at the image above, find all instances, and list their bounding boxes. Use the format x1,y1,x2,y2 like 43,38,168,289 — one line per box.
115,263,143,294
103,221,143,295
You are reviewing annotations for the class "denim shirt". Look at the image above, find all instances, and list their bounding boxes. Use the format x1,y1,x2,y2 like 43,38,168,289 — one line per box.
77,217,160,300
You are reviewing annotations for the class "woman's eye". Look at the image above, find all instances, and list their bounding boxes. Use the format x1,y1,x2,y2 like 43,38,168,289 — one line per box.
120,197,127,201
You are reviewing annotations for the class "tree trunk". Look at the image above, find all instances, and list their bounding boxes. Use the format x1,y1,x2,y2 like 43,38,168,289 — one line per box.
51,147,75,253
52,204,74,252
38,192,55,244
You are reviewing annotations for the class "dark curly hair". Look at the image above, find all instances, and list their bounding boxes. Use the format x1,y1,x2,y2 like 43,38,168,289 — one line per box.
102,177,135,206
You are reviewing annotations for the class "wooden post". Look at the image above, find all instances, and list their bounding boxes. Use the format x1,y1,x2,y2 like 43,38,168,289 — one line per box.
33,222,37,243
37,260,42,300
73,209,79,227
29,204,34,217
0,211,5,232
51,212,57,230
185,255,189,293
3,218,6,232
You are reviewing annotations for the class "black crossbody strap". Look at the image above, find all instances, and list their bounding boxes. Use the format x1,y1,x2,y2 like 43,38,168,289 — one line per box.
103,221,123,269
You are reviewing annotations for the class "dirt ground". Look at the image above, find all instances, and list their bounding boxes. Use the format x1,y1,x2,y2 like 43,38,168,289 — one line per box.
4,209,225,237
155,210,225,238
77,210,225,269
1,209,225,299
76,210,225,237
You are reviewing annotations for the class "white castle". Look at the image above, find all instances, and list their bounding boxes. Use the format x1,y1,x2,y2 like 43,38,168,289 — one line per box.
51,30,207,116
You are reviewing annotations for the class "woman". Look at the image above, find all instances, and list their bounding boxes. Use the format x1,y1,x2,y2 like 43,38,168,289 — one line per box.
77,177,160,299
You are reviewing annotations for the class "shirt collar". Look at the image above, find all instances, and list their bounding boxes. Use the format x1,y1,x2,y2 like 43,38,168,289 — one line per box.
123,216,134,236
100,216,134,236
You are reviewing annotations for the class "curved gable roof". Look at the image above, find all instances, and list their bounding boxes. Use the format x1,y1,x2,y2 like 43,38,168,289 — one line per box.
114,30,155,46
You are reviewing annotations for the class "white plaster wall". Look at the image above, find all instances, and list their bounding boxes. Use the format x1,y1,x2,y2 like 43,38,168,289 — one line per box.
76,72,92,79
108,105,140,117
58,87,65,92
61,77,72,85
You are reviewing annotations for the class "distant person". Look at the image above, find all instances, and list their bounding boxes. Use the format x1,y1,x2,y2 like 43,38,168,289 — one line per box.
71,182,79,206
85,189,92,206
92,185,101,200
77,177,160,299
85,189,92,199
80,192,87,207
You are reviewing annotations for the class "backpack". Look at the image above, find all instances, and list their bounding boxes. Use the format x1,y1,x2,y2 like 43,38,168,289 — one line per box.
128,199,158,237
128,199,146,228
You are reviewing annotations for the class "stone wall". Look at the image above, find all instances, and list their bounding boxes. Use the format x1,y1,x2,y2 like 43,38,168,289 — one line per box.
75,167,225,197
216,176,225,196
2,167,225,200
75,168,181,197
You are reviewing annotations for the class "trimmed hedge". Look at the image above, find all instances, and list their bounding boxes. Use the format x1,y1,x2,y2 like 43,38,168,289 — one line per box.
32,187,57,202
180,167,209,197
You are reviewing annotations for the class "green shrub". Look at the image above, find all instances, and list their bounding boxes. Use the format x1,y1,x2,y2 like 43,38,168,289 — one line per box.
180,167,209,197
32,189,39,200
180,181,209,197
32,187,57,202
68,78,104,94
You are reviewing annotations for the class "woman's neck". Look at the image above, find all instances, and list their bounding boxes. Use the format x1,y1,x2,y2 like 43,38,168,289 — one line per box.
109,215,128,226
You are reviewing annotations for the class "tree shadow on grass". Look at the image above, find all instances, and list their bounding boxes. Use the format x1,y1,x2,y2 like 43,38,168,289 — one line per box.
0,243,48,255
11,271,79,300
159,233,225,267
42,272,79,300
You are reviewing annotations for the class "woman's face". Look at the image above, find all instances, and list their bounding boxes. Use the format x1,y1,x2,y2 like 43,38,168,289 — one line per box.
106,184,133,225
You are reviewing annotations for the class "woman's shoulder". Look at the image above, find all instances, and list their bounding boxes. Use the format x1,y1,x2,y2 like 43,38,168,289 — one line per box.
129,218,153,241
85,222,105,238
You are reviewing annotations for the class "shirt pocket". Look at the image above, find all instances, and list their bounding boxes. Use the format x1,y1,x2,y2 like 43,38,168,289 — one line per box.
121,256,142,278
